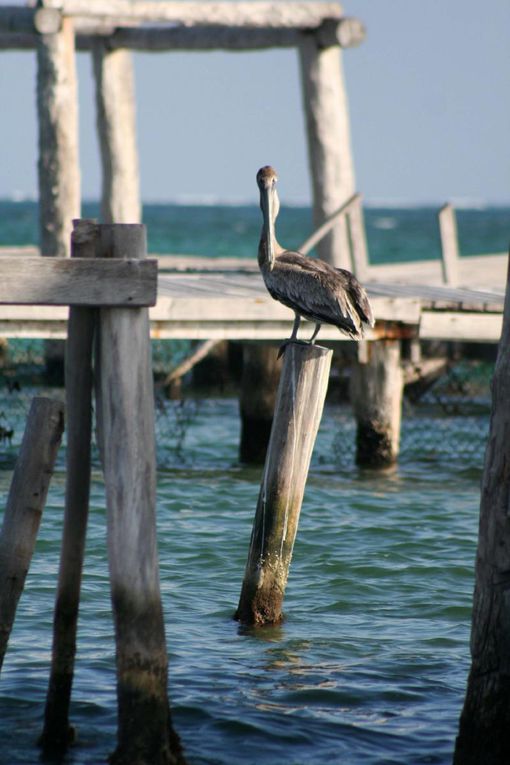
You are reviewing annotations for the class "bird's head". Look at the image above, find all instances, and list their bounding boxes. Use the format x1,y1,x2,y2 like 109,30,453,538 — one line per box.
257,166,280,270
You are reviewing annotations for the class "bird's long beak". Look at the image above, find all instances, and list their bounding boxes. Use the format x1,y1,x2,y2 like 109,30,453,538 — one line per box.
260,184,276,270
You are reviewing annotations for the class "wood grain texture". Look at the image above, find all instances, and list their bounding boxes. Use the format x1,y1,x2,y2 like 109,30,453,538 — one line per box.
41,220,97,755
95,223,184,765
299,36,355,268
0,257,157,306
0,397,64,671
92,45,141,224
454,253,510,764
37,17,80,257
236,343,332,625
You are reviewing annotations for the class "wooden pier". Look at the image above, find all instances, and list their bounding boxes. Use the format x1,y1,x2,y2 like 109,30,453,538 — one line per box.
0,250,505,344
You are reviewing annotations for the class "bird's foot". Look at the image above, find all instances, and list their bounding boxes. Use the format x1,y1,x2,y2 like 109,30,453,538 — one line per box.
277,338,311,359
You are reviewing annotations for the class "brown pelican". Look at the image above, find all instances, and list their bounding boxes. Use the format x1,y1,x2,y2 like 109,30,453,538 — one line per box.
256,165,374,353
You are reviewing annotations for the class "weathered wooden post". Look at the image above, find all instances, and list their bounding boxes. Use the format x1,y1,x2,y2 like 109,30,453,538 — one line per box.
0,397,64,671
236,343,332,626
239,344,282,463
299,26,357,269
350,340,403,468
95,224,184,765
36,8,80,257
40,220,97,754
454,255,510,765
92,43,141,224
438,202,460,286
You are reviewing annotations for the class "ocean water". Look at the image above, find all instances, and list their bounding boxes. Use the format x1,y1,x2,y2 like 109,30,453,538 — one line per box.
0,202,506,764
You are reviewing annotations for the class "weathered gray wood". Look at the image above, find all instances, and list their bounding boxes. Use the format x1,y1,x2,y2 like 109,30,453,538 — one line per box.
298,192,358,257
236,343,332,625
0,7,61,35
37,17,80,258
95,224,184,765
239,344,282,464
0,397,64,671
0,17,365,52
92,44,141,224
40,221,97,755
454,253,510,765
0,257,157,306
299,35,355,268
350,340,403,468
439,203,460,286
347,195,370,280
43,1,343,28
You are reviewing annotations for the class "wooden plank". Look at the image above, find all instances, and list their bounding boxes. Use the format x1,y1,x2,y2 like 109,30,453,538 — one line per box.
43,1,343,28
0,257,157,306
438,203,460,286
420,311,503,342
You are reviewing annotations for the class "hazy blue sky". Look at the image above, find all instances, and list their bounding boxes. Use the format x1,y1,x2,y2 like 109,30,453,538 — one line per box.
0,0,508,205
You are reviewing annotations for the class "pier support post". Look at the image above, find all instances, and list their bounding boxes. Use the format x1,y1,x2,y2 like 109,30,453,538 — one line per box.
239,344,282,463
454,257,510,765
236,343,332,626
36,15,80,257
92,44,141,223
95,224,184,765
0,397,64,671
40,220,97,754
299,34,355,269
350,340,403,468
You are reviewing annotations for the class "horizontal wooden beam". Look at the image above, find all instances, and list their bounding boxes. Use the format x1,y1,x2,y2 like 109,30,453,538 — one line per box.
43,1,343,28
0,257,157,307
0,7,61,34
420,310,503,342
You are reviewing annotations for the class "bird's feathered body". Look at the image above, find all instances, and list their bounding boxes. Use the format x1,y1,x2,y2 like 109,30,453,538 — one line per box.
256,165,374,344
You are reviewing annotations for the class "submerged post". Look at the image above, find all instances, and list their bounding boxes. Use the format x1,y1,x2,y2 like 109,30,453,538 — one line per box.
236,343,332,626
454,254,510,765
40,220,98,754
95,224,184,765
299,33,356,269
0,398,64,670
350,340,403,468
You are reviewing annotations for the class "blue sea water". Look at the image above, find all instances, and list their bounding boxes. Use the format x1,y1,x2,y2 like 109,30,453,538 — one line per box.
0,201,506,764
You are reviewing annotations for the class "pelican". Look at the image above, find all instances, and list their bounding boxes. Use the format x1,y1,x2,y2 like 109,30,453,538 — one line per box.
256,165,374,353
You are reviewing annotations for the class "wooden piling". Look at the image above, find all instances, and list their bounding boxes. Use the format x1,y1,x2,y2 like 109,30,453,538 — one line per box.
350,340,403,468
439,203,460,286
92,44,141,224
299,34,355,269
95,224,184,765
453,253,510,765
40,220,97,754
0,397,64,671
236,343,332,626
239,344,282,463
36,15,80,257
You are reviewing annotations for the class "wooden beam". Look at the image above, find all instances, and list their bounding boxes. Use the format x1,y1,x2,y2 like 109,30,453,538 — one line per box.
42,1,344,28
0,7,61,35
438,203,460,286
0,257,157,306
419,310,503,342
0,17,365,52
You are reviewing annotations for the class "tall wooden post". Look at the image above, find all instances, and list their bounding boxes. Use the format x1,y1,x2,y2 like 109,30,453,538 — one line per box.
438,203,460,286
40,220,97,754
239,344,282,463
0,398,64,671
454,255,510,765
95,224,184,765
92,43,141,224
236,343,332,626
37,14,80,257
299,34,355,269
350,340,403,468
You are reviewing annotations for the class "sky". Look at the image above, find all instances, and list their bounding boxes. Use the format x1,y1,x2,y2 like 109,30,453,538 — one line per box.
0,0,509,205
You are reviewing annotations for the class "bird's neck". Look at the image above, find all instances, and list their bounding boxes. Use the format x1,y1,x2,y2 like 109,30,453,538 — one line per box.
258,227,281,271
